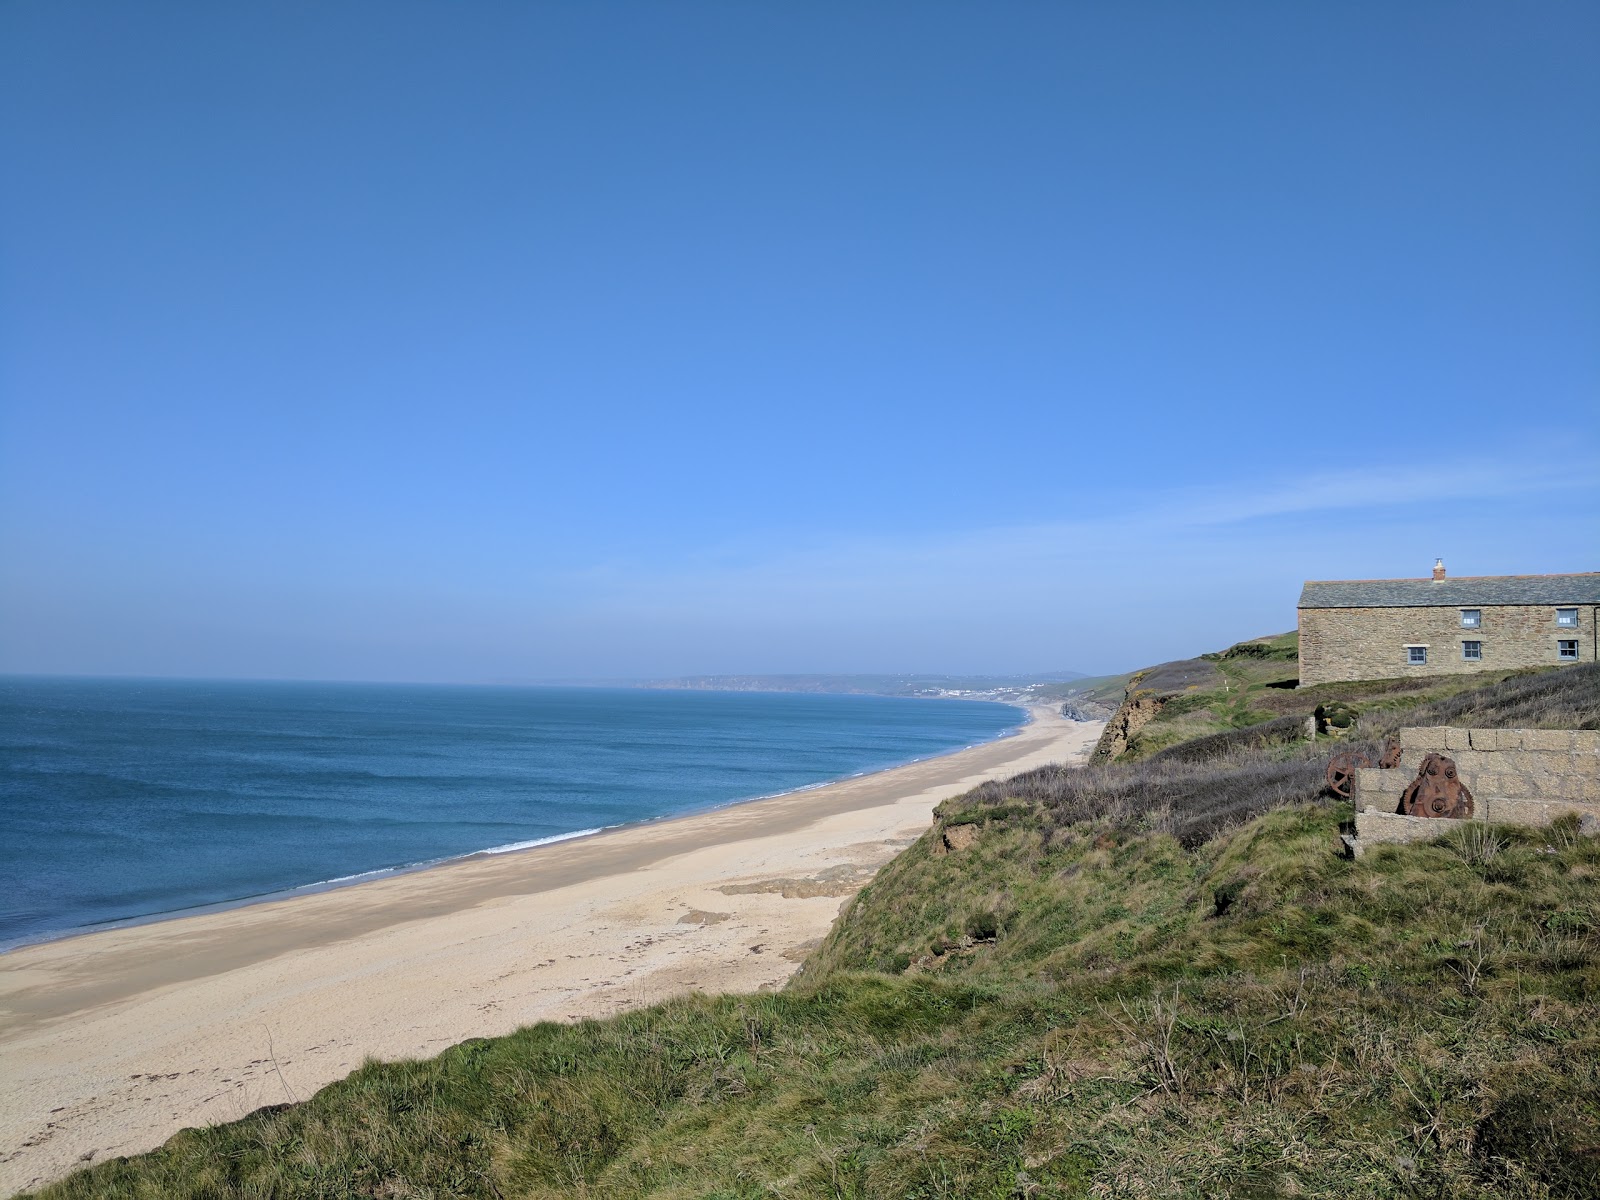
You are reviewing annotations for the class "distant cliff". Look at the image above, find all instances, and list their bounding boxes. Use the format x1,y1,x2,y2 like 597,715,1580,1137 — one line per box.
1057,697,1117,722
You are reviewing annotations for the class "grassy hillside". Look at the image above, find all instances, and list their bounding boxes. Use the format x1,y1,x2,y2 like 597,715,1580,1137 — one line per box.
25,665,1600,1200
1098,631,1588,762
1049,671,1134,710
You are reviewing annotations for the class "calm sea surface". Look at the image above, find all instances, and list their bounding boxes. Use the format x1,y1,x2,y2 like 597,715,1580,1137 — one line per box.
0,678,1021,949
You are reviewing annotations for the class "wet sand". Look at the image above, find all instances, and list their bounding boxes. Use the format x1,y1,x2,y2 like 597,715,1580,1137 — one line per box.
0,706,1102,1196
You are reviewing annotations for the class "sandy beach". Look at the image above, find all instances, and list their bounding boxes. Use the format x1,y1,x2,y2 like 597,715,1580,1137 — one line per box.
0,706,1101,1196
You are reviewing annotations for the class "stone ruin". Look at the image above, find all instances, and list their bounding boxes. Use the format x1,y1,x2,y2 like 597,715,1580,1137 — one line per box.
1346,727,1600,856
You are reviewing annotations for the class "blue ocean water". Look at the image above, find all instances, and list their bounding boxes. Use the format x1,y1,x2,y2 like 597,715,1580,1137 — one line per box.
0,678,1020,949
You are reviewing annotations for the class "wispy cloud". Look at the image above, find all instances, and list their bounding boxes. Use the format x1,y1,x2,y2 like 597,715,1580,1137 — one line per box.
566,450,1600,614
5,450,1592,679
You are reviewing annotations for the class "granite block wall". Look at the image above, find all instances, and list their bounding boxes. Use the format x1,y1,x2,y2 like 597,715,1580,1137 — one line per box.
1298,604,1594,686
1350,725,1600,854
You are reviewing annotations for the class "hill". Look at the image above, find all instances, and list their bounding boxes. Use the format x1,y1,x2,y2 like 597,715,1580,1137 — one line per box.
23,660,1600,1200
1083,631,1583,763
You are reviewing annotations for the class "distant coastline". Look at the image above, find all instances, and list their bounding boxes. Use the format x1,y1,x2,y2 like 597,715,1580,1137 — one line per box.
634,670,1088,704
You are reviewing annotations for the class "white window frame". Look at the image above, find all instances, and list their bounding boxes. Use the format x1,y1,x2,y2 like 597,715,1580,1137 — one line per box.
1459,609,1480,628
1557,639,1579,661
1406,645,1428,665
1461,640,1482,661
1555,608,1578,627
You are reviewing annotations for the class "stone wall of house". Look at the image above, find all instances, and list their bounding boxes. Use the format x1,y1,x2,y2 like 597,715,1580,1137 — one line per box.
1349,725,1600,854
1298,604,1595,686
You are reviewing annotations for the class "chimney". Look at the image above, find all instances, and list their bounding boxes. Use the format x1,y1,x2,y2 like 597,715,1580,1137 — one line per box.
1432,558,1446,581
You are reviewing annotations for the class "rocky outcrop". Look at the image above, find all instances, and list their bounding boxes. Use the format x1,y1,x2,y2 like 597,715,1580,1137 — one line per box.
1059,698,1116,722
1090,658,1224,764
1091,694,1167,763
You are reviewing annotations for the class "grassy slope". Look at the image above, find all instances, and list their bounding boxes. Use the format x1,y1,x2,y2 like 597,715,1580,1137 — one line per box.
1051,672,1135,709
26,667,1600,1200
1115,632,1581,761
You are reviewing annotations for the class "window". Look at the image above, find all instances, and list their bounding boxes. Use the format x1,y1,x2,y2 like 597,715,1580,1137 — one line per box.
1556,608,1578,627
1460,609,1480,628
1407,646,1428,665
1462,641,1482,661
1558,639,1579,661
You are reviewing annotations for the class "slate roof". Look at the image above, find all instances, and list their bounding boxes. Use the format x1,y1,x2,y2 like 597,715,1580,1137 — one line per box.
1298,573,1600,609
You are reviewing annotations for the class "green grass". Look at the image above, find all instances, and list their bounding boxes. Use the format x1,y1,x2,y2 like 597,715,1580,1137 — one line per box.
25,669,1600,1200
1114,630,1590,762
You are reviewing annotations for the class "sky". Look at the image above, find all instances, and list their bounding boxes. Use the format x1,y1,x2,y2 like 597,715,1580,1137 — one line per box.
2,2,1596,682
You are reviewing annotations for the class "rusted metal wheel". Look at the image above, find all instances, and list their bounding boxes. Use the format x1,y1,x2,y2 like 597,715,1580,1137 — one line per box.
1325,751,1371,799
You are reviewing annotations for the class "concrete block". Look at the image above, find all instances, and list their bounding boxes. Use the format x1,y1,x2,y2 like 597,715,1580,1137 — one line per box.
1471,728,1520,751
1521,728,1572,753
1498,750,1547,776
1353,810,1472,856
1353,768,1401,813
1535,748,1574,773
1558,773,1596,803
1569,777,1596,802
1488,798,1598,827
1356,771,1408,819
1538,773,1578,800
1572,730,1600,755
1443,727,1473,752
1485,798,1540,825
1402,726,1451,751
1493,773,1540,801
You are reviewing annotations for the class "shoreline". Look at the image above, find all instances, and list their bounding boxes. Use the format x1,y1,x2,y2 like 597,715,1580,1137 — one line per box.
0,706,1102,1197
1,702,1030,957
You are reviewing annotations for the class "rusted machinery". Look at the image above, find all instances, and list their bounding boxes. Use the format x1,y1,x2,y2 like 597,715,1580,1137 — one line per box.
1398,752,1475,819
1324,737,1402,800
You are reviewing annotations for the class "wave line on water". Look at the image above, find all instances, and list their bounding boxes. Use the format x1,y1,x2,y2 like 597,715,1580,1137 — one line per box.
477,827,607,855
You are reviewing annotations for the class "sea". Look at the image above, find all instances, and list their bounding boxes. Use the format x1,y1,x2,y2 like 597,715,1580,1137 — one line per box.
0,677,1022,950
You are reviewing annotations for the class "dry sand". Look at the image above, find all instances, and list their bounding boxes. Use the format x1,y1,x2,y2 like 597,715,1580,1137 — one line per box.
0,706,1102,1195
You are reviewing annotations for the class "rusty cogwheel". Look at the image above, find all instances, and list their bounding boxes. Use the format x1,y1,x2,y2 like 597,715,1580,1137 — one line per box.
1325,751,1372,799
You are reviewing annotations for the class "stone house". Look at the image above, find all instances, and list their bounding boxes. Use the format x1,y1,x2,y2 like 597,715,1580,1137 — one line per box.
1297,561,1599,686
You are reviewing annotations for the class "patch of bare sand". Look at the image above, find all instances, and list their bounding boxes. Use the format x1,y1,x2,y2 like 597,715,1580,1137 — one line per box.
0,707,1101,1196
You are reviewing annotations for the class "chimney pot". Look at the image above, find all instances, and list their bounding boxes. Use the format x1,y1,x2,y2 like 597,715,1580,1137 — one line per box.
1432,558,1446,581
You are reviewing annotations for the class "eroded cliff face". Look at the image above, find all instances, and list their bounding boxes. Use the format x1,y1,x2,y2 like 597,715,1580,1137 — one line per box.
1090,692,1166,762
1059,698,1116,723
1089,657,1225,763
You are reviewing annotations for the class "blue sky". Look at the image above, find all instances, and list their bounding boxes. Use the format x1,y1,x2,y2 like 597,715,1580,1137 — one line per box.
2,2,1596,682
